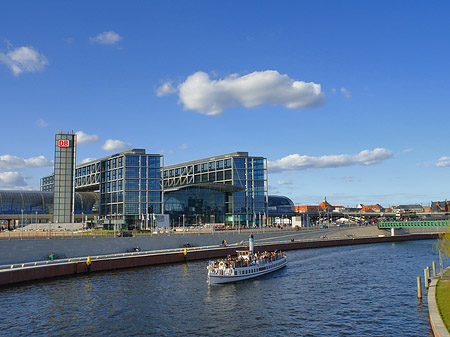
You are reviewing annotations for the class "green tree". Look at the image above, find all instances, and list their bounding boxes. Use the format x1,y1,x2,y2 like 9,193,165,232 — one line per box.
439,230,450,257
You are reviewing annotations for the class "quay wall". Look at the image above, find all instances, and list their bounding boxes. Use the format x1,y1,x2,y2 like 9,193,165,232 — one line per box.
0,231,439,287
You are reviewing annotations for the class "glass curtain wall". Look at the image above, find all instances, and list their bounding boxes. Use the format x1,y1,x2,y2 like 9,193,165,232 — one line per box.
231,157,267,227
164,187,226,226
122,154,162,228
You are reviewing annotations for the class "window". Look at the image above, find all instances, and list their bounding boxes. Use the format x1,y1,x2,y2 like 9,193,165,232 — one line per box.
234,169,246,180
233,158,245,168
253,159,264,169
125,203,139,214
125,167,139,178
253,170,264,180
141,156,147,167
125,191,139,202
126,156,139,166
125,179,139,190
224,159,232,168
224,170,232,180
148,179,160,190
148,191,161,203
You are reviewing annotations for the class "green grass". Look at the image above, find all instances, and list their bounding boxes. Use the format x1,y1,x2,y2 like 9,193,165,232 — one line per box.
437,269,450,332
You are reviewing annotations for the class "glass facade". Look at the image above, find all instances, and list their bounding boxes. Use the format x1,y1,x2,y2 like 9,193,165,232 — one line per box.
163,152,268,227
164,187,226,225
41,147,266,228
0,191,98,215
44,149,163,228
54,133,76,223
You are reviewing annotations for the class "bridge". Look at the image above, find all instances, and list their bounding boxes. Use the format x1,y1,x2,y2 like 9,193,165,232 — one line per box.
378,220,450,229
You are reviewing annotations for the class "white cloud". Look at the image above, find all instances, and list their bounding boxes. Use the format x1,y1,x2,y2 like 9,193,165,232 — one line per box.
436,157,450,167
0,45,48,76
102,139,132,151
89,31,123,45
277,179,293,185
36,119,48,127
340,88,351,98
81,158,96,164
268,148,393,173
157,70,325,115
0,172,28,187
0,155,52,170
76,131,99,145
403,148,414,153
180,144,189,150
156,81,177,97
159,149,174,155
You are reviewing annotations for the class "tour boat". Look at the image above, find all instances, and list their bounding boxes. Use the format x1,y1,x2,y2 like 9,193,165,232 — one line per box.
207,235,287,285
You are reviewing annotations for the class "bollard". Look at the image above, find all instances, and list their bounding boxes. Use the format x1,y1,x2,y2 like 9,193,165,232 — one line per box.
424,269,429,289
432,261,436,278
417,276,422,299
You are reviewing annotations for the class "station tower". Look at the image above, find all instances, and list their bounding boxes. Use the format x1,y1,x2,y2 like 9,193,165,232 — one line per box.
53,132,77,223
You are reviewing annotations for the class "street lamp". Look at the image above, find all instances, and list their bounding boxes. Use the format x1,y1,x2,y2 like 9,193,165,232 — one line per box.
21,209,23,240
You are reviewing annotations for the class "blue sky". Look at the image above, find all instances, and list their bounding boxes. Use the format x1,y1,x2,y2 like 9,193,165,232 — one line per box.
1,1,449,207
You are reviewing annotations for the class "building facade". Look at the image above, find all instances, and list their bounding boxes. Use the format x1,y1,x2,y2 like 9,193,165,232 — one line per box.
162,152,268,227
42,149,163,228
41,148,267,228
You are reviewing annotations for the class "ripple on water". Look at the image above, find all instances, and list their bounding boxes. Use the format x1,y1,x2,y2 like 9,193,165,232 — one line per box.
0,240,441,336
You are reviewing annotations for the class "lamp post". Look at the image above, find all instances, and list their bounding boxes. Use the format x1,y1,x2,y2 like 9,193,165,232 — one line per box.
113,213,116,238
21,209,23,240
35,211,38,239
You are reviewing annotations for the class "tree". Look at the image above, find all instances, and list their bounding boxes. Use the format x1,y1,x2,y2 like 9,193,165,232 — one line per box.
437,229,450,273
438,230,450,257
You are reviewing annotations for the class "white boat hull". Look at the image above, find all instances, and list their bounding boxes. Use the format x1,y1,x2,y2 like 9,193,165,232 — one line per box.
208,257,287,285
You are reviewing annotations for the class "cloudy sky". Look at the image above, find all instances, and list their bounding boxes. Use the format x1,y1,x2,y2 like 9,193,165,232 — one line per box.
1,1,449,207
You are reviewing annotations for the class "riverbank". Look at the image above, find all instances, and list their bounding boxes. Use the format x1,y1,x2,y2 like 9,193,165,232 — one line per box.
429,267,450,337
0,230,438,287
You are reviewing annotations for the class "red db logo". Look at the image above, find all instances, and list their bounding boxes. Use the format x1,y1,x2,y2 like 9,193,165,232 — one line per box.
57,139,70,148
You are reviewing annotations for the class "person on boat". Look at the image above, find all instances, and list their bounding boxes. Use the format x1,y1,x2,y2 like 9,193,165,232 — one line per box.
221,240,227,247
134,246,141,252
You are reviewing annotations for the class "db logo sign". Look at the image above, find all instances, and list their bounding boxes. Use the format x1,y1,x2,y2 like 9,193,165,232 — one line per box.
57,139,70,148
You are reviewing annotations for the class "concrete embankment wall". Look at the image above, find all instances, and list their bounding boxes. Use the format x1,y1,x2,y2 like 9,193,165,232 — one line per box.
0,231,439,287
0,231,281,265
0,225,440,266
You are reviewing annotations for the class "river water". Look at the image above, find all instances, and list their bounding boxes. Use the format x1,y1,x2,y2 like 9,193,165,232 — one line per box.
0,239,442,336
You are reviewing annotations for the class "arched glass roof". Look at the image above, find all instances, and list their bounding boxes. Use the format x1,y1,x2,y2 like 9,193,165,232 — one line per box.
0,190,99,214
